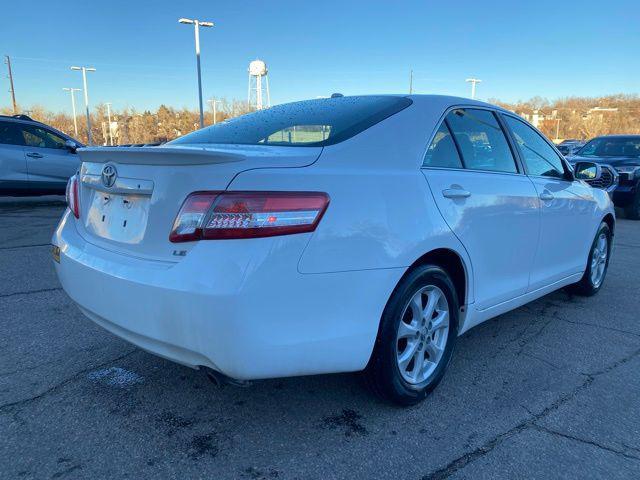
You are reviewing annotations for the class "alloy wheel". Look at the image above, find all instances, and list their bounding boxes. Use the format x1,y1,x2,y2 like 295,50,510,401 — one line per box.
590,232,608,288
395,285,450,385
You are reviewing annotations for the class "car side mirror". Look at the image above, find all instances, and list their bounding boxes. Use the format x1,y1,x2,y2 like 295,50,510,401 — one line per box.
64,139,78,153
574,161,601,181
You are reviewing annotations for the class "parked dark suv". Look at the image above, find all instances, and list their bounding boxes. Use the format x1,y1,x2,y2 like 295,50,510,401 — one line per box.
0,114,83,196
570,135,640,219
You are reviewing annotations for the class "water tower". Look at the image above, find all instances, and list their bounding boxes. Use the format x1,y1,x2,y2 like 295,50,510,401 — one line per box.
248,59,270,110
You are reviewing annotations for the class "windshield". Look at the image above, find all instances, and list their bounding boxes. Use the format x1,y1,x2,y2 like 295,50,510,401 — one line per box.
577,136,640,157
169,96,412,147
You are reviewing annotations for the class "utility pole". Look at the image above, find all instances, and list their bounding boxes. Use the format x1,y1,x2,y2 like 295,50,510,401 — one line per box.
62,87,82,137
409,70,413,94
5,55,17,114
208,98,222,124
555,118,561,141
71,66,96,145
179,17,214,129
465,78,482,99
105,102,114,145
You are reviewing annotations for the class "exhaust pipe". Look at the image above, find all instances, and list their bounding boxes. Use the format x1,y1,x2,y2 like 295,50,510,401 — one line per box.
201,367,251,388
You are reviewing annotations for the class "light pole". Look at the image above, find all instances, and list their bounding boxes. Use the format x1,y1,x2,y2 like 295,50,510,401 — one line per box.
208,98,222,124
105,102,114,146
465,78,482,99
62,87,82,137
71,66,96,144
179,17,214,129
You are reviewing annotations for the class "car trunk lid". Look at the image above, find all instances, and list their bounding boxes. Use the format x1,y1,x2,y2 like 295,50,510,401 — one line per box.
75,144,321,262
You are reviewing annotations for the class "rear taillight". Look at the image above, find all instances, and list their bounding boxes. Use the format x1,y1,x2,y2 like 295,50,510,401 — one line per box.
65,174,80,219
169,191,330,242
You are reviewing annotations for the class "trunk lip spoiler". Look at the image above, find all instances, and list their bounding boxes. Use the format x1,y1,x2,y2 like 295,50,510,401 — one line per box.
77,146,246,166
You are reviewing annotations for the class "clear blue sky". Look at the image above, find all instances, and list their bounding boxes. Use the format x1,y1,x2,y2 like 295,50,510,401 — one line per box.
2,0,638,114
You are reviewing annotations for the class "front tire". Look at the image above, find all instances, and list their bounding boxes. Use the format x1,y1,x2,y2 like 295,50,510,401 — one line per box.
567,222,611,296
364,265,459,406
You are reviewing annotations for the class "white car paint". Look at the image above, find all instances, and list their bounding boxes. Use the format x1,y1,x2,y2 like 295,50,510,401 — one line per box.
53,95,614,381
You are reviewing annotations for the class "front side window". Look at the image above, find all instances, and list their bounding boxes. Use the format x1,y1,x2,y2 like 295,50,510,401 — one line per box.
170,96,412,147
445,109,517,173
504,116,566,178
21,125,67,150
0,122,24,146
423,122,463,168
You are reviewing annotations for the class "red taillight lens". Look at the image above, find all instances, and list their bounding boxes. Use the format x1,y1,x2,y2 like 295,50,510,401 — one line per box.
65,174,80,219
169,192,221,242
169,191,330,243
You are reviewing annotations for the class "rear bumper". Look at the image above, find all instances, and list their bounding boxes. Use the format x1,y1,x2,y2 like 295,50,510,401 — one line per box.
53,211,403,380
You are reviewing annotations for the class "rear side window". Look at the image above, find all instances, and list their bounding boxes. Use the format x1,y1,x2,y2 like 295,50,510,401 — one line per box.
504,116,565,178
21,125,67,150
170,96,412,147
446,109,518,173
423,122,463,168
0,122,24,146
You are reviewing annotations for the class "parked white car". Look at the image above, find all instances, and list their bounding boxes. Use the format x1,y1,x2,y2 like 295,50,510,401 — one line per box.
53,95,614,405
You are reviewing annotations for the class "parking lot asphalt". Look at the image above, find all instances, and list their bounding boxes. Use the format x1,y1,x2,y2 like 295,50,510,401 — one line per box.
1,198,639,480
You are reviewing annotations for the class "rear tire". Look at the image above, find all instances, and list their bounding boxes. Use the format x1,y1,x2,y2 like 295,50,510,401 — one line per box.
363,265,459,406
566,222,611,296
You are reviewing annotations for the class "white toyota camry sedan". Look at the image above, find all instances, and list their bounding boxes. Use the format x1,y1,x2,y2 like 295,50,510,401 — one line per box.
53,95,614,405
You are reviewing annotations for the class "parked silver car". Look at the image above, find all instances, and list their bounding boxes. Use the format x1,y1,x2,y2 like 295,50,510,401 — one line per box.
0,115,82,196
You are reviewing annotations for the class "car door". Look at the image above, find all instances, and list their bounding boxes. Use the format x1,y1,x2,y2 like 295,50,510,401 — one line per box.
501,114,596,290
0,121,28,191
422,108,540,311
19,124,79,190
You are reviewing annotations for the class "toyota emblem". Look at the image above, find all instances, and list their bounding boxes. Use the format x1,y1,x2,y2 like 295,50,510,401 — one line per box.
101,164,117,188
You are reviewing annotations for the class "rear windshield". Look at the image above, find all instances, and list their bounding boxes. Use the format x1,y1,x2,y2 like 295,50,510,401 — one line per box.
169,96,412,147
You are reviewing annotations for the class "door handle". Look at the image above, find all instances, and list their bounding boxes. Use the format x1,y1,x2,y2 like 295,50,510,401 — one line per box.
539,191,554,201
442,188,471,199
26,152,43,158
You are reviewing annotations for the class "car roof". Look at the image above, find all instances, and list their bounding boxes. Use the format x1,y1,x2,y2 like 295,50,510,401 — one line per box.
305,94,512,115
406,94,514,116
0,114,42,124
0,114,81,144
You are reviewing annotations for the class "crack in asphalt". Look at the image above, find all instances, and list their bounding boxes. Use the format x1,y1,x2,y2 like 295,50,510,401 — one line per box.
520,302,640,340
421,347,640,479
520,352,562,370
532,425,640,462
553,314,640,339
0,349,137,413
0,243,52,251
0,287,62,299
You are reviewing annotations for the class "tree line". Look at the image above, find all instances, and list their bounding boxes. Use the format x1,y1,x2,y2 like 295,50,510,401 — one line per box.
2,94,639,145
490,94,640,140
1,99,254,145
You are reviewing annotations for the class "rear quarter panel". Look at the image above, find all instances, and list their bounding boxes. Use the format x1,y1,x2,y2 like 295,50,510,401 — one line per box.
228,98,475,304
